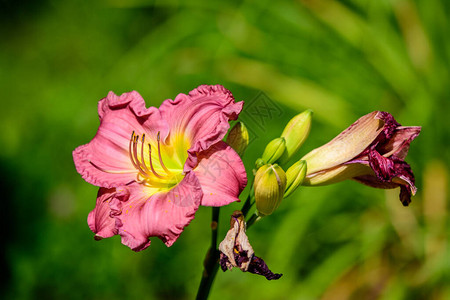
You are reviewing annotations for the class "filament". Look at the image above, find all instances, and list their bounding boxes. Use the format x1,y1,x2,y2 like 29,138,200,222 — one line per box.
89,160,135,174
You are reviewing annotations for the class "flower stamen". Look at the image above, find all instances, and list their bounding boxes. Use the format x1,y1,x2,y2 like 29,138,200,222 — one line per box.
131,133,152,178
128,131,176,181
147,143,165,179
140,134,153,175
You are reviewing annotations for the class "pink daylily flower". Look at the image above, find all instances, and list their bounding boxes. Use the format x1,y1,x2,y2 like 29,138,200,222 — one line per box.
73,85,247,251
302,111,421,206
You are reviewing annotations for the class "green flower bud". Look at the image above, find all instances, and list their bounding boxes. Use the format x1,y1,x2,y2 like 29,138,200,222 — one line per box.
279,109,313,165
226,122,249,156
284,160,307,198
261,137,286,164
254,164,287,217
255,158,265,169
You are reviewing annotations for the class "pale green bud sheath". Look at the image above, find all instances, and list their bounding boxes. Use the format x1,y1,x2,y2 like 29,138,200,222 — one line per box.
279,109,313,165
226,122,249,156
261,137,286,164
254,164,287,217
284,160,307,198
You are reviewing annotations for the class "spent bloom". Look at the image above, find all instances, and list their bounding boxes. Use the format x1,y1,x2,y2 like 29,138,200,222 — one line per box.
73,85,247,251
219,211,282,280
301,111,421,206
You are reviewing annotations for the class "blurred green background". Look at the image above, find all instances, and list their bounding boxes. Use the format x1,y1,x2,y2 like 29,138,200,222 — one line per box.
1,0,449,299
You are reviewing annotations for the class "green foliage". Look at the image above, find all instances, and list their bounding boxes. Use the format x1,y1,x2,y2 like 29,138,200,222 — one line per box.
1,0,448,299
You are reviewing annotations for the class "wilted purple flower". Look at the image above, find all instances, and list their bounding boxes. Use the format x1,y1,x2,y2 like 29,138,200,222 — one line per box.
301,111,421,206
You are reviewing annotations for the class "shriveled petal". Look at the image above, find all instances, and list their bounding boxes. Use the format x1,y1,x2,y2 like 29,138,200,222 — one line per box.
368,150,416,189
88,187,119,240
354,164,416,207
392,160,417,206
353,174,400,190
73,91,169,188
368,150,397,181
112,171,202,251
194,141,247,207
356,149,416,206
301,111,384,174
159,85,243,171
374,111,401,143
247,255,283,280
378,126,421,159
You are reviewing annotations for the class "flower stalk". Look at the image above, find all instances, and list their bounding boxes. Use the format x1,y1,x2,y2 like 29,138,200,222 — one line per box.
196,207,221,300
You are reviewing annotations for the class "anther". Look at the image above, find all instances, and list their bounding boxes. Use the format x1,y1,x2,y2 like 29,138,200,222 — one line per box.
129,132,138,168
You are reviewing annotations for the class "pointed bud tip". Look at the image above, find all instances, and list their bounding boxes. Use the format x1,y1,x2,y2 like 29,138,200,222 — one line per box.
279,109,313,165
261,137,287,164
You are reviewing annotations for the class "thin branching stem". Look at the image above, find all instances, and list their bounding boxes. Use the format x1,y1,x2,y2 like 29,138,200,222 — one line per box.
196,207,220,300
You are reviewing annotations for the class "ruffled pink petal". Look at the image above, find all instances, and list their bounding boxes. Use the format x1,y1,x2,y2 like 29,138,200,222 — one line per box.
112,171,203,251
73,91,169,188
194,142,247,207
87,188,120,240
159,85,243,171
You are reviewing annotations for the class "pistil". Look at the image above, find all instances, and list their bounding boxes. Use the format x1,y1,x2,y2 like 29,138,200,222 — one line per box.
147,143,164,179
157,131,172,175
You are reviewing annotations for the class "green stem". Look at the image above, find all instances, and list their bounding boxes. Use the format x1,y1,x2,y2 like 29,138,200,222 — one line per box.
241,180,255,216
246,212,260,229
196,207,220,300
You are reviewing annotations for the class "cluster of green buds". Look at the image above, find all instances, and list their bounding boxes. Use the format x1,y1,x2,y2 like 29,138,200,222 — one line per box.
254,110,312,217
